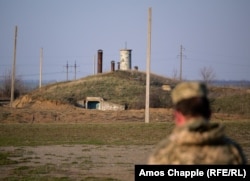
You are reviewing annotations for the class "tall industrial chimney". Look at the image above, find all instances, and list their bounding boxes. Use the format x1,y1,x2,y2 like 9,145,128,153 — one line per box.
111,60,115,72
97,49,103,73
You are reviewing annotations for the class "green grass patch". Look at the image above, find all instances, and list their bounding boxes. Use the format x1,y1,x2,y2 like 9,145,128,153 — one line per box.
212,94,250,116
0,121,249,147
83,177,120,181
0,152,18,165
8,164,72,181
0,122,172,146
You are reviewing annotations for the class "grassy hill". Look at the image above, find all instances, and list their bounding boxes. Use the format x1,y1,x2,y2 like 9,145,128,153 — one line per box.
17,70,176,109
13,70,250,117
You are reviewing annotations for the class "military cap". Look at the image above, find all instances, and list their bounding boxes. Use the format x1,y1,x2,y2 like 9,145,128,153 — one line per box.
171,82,208,104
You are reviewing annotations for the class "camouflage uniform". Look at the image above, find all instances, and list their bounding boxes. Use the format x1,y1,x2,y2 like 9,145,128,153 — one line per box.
148,118,247,165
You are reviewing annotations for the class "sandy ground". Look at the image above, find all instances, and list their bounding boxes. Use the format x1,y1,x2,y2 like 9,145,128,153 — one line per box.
0,145,154,181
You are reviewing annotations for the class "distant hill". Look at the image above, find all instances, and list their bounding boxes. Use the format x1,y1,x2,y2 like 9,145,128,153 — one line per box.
19,80,57,90
11,70,250,117
211,80,250,88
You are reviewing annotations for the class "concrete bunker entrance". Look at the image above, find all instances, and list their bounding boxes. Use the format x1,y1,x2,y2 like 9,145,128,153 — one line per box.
78,97,125,110
87,101,100,109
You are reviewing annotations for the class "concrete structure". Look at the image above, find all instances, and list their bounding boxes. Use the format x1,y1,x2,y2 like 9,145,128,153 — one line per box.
81,97,125,111
161,84,172,91
120,49,132,70
101,101,125,111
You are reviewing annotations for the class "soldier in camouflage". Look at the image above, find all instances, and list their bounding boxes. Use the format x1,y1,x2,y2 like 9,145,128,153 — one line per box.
148,82,247,164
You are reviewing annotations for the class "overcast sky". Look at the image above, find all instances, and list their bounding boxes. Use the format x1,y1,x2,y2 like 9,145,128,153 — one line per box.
1,0,250,81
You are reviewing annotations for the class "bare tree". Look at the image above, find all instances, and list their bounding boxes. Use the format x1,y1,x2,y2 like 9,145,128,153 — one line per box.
200,66,216,84
172,68,178,81
0,70,24,98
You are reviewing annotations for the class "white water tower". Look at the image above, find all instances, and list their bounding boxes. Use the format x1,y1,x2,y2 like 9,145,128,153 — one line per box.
119,49,132,70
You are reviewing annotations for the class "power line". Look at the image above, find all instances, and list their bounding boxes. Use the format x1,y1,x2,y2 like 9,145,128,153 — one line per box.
18,72,64,77
74,61,79,80
178,45,186,81
65,61,69,81
64,61,79,81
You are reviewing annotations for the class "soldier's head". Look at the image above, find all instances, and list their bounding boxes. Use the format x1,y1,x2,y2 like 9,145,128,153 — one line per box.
171,81,211,125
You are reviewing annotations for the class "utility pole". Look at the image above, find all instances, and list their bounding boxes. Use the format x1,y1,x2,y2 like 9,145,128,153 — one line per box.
66,61,69,81
65,61,78,81
10,25,18,107
179,44,185,81
74,61,76,80
145,7,152,123
39,48,43,88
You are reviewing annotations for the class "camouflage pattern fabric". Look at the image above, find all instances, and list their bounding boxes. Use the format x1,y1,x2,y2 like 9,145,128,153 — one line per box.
148,118,247,165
